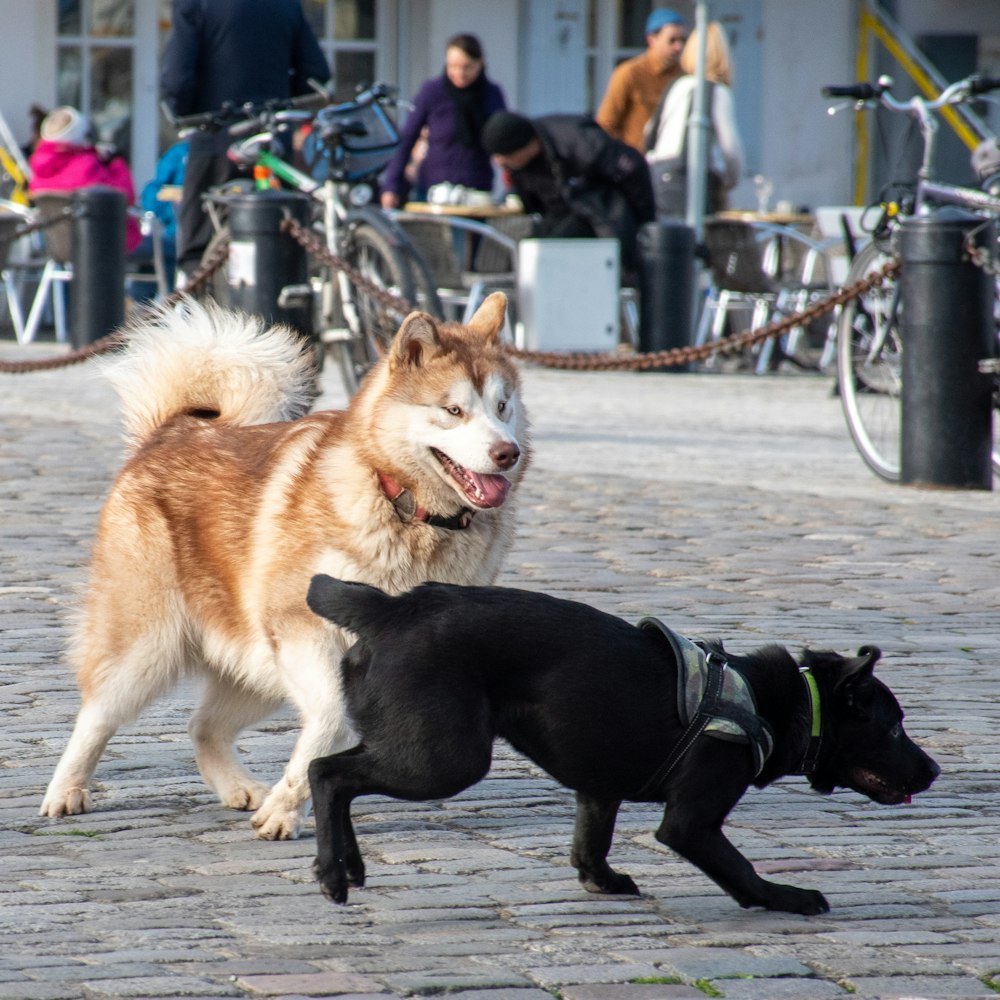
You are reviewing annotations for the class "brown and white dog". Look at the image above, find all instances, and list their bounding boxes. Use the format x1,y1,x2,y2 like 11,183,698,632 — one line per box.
40,293,529,839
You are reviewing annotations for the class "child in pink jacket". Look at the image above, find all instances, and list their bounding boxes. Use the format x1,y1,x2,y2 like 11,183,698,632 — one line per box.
28,106,141,253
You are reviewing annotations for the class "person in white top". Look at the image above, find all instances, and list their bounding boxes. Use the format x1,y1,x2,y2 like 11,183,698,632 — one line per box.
646,22,744,216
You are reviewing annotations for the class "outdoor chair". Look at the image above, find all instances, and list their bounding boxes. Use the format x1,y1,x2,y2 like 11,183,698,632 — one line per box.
14,192,169,344
697,215,837,373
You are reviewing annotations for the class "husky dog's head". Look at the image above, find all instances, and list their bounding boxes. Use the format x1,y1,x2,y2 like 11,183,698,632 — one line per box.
366,293,530,515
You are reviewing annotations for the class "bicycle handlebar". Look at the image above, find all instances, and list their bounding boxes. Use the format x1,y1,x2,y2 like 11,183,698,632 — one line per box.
821,83,883,101
163,79,336,135
823,72,1000,113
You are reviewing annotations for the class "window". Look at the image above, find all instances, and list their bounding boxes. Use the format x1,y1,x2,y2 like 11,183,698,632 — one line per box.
301,0,379,101
56,0,136,160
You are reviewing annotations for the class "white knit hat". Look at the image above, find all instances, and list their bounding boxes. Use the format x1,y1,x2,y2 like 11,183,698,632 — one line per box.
40,106,90,146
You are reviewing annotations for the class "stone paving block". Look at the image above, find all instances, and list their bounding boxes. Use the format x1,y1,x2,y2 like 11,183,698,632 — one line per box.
560,985,703,999
625,947,814,982
843,975,996,998
709,978,850,998
235,972,385,995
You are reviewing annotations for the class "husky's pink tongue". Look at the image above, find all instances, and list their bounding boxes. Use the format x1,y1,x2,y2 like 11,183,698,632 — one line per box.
433,448,512,508
465,471,511,508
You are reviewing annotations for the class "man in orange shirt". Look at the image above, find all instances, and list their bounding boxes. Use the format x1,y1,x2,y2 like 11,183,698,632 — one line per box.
596,8,687,153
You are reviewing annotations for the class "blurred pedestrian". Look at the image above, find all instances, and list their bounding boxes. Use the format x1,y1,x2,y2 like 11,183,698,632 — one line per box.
596,8,687,153
380,33,506,209
646,21,743,217
28,106,141,252
160,0,330,281
481,110,654,280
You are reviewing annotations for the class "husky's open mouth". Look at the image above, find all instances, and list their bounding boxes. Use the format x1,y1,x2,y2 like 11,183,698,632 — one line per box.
432,448,511,508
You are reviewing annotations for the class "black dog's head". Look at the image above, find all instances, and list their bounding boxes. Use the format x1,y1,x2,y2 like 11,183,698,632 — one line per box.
802,645,940,805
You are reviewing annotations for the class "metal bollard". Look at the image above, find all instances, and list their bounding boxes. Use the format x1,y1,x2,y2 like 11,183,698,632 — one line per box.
899,209,995,489
224,190,313,339
637,220,695,371
70,186,125,347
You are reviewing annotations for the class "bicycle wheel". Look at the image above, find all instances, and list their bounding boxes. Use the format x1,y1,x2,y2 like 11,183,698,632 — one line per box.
342,222,416,359
837,239,904,482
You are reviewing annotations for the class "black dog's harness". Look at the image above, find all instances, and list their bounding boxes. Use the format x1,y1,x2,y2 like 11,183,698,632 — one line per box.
636,617,776,798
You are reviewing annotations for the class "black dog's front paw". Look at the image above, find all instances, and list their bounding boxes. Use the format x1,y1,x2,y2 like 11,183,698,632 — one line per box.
746,882,829,915
578,867,640,896
345,852,366,888
314,859,350,904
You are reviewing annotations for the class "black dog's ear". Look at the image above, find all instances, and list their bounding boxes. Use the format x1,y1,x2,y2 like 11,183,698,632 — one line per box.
834,645,881,705
306,574,339,618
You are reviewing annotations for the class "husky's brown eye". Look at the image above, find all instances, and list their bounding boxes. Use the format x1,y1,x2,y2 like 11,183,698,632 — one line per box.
445,404,462,417
497,399,507,414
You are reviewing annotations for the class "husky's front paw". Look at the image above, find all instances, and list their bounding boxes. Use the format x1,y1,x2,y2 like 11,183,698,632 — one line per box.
250,802,303,840
40,785,92,818
217,779,269,812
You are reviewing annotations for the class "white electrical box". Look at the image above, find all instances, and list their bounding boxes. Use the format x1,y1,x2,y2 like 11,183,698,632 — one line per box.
516,238,620,351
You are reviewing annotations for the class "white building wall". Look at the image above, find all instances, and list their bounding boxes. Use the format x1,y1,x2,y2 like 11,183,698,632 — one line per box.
1,0,56,149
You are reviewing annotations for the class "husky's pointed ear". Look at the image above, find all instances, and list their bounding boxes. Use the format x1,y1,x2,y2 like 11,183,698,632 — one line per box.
392,311,445,367
465,292,507,343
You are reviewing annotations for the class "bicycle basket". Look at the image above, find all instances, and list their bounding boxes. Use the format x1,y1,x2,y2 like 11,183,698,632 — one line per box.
303,100,399,184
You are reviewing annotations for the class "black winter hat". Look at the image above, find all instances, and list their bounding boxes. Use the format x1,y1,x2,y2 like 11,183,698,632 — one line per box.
481,111,536,155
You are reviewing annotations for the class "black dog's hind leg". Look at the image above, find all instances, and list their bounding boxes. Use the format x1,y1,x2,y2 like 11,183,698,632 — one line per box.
654,803,829,915
571,794,639,895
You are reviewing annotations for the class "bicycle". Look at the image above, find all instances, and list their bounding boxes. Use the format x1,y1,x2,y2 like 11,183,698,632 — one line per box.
822,72,1000,482
166,84,441,397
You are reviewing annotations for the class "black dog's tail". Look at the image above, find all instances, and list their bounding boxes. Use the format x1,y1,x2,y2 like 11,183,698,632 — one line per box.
306,575,394,636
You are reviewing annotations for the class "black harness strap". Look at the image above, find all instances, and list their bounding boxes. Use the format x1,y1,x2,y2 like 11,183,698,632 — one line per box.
636,648,726,799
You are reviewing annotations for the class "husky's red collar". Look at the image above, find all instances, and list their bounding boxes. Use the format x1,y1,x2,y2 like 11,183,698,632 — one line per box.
378,472,475,530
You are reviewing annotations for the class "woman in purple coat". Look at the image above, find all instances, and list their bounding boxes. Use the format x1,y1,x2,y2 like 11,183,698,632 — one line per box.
380,34,506,208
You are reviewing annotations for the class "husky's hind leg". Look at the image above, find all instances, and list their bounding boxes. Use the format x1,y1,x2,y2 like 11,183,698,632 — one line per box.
189,675,280,811
40,636,183,818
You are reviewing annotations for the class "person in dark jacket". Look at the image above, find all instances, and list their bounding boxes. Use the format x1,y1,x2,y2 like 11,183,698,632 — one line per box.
481,111,655,277
160,0,330,278
380,33,506,209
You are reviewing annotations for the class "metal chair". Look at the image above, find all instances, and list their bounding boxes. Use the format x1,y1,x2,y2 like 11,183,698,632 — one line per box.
0,199,33,340
16,191,168,344
697,216,836,372
391,210,527,328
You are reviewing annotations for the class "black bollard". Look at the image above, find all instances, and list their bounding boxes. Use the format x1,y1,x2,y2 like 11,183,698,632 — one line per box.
224,190,313,339
637,220,695,371
71,186,125,347
899,209,995,489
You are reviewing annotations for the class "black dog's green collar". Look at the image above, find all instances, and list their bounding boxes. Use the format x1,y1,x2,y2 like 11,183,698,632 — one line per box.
795,667,823,774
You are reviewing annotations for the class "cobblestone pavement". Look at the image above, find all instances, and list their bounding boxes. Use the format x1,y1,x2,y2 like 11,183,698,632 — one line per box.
2,342,999,1000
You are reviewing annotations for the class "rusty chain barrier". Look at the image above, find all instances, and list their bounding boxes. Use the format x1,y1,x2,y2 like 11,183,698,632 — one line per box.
2,211,900,376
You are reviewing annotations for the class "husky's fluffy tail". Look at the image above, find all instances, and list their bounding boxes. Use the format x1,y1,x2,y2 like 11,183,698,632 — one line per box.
306,575,395,637
103,299,316,450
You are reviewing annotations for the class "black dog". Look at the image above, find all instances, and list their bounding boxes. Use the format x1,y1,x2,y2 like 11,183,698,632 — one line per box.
306,576,939,914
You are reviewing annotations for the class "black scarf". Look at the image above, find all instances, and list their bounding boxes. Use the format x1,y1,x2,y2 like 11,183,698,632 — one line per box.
444,70,489,149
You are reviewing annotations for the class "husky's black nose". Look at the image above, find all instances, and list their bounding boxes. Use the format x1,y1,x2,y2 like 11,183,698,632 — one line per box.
490,441,520,470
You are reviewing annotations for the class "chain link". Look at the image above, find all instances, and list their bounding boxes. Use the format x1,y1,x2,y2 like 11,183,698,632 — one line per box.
963,221,1000,276
2,215,899,376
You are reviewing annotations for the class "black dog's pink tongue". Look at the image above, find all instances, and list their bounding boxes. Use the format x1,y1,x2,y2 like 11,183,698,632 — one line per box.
466,471,511,508
905,795,912,804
